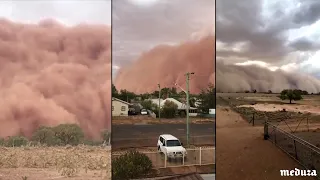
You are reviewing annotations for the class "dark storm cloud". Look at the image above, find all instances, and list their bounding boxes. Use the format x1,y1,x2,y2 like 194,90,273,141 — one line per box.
289,38,320,51
112,0,214,68
217,0,320,93
293,1,320,26
216,0,320,63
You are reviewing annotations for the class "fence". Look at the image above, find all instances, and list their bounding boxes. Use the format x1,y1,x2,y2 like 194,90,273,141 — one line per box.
112,147,215,168
112,135,215,149
264,122,320,178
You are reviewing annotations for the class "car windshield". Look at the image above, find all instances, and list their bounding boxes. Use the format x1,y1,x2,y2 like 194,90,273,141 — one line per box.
166,140,181,147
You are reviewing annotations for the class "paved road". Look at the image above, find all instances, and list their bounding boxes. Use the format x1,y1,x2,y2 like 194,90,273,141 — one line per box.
112,123,215,139
112,123,215,148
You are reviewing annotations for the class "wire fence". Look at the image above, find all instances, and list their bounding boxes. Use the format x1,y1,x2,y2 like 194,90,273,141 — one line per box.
112,135,215,149
265,122,320,178
112,147,215,168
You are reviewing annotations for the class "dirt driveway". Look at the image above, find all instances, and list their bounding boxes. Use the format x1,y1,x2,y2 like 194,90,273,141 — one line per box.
216,106,314,180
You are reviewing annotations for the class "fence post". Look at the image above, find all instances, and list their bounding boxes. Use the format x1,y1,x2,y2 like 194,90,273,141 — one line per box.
252,113,255,126
183,153,185,166
274,128,277,145
199,147,202,165
264,121,269,140
164,153,167,168
293,139,298,160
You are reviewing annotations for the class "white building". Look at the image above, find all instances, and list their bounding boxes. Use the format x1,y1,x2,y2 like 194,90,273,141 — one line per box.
112,97,132,116
150,98,198,117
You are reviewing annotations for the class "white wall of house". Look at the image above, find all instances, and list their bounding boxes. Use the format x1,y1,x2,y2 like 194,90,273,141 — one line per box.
112,99,129,116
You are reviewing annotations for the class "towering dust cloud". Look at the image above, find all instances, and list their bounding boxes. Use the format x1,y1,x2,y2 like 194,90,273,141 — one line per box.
114,35,215,94
0,19,111,139
216,61,320,93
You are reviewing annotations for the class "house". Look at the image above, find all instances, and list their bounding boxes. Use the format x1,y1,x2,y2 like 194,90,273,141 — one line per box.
150,98,198,117
112,97,132,116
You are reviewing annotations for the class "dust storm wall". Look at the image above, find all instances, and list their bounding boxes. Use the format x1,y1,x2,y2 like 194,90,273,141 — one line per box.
114,35,215,94
0,19,111,139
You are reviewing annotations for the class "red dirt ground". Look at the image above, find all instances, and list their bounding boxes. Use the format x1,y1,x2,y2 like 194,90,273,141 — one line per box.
216,106,315,180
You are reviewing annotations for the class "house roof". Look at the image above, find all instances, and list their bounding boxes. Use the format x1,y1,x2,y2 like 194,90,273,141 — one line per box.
150,98,197,110
112,97,132,105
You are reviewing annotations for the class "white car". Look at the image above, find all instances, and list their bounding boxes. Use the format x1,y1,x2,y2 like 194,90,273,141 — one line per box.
141,109,148,115
157,134,187,159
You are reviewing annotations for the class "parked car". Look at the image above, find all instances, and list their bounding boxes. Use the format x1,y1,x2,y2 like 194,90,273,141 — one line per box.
141,109,148,115
157,134,187,160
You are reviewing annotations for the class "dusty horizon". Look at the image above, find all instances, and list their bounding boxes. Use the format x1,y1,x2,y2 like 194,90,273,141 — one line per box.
0,18,111,139
114,35,215,94
216,61,320,93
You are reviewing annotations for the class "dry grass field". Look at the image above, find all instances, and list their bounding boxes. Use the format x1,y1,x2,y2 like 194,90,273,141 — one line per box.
0,145,111,180
217,92,320,151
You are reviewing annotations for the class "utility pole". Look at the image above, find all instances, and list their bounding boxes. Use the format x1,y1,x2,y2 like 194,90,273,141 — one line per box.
158,84,161,120
185,72,194,146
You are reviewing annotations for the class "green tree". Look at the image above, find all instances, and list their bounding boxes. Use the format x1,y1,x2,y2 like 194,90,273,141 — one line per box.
140,93,150,101
140,100,159,116
0,138,4,146
279,89,303,104
53,124,85,145
5,136,28,147
198,84,216,114
112,84,119,97
151,90,159,98
161,100,178,118
161,87,170,98
170,87,177,95
118,89,136,103
112,151,153,180
31,126,59,146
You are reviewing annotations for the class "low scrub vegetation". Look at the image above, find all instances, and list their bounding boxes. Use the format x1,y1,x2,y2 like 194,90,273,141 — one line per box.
112,150,153,180
0,124,111,178
0,124,110,147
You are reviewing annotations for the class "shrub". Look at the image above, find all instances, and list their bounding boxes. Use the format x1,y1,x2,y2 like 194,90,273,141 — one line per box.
141,100,159,116
31,126,60,146
101,129,111,142
5,136,28,147
53,124,84,145
0,138,4,146
112,151,153,180
160,100,178,118
83,139,103,146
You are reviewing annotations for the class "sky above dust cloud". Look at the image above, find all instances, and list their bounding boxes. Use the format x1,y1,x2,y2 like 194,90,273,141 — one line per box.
113,0,215,93
0,0,111,139
216,0,320,93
